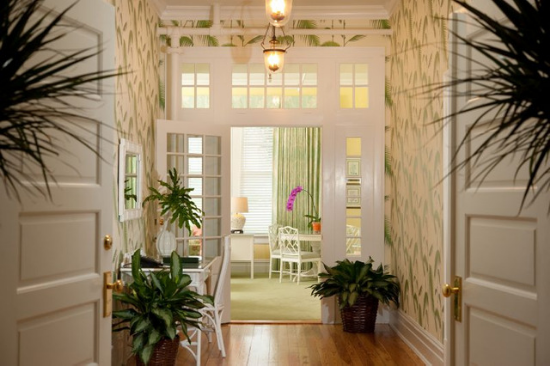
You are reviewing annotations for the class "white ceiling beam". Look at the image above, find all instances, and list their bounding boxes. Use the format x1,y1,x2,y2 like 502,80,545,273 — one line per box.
158,25,392,37
157,5,392,21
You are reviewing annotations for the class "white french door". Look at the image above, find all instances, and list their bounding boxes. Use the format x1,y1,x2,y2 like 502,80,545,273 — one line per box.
447,2,550,365
0,1,115,365
156,119,231,322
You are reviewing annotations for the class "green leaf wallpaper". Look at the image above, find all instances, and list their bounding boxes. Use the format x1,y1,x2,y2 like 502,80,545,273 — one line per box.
103,0,458,347
108,0,160,269
389,0,454,342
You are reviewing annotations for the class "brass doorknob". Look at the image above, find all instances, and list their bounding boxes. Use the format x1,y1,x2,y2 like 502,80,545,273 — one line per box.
104,234,113,250
106,279,124,293
442,283,460,297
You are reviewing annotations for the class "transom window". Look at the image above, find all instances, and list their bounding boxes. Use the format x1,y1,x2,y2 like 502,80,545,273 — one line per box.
339,63,369,109
182,63,210,109
231,63,317,109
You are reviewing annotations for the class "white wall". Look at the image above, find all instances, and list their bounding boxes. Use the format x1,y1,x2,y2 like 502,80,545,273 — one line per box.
165,47,386,322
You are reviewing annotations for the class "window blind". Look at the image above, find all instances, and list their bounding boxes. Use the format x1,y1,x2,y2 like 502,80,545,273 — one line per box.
238,127,273,234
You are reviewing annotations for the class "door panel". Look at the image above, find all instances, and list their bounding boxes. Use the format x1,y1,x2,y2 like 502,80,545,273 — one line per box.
156,119,231,321
449,3,550,365
0,1,115,365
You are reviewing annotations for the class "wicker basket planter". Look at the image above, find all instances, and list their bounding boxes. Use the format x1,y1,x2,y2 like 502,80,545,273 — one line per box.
339,294,379,333
135,336,180,366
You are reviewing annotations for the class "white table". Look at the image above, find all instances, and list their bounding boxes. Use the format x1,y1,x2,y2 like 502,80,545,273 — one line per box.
120,258,217,295
230,234,255,279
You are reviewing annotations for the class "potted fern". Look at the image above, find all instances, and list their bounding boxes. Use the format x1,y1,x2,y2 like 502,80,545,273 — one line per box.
309,257,399,333
113,250,213,365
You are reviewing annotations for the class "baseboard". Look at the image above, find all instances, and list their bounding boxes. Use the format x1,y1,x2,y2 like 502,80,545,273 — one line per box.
389,310,444,366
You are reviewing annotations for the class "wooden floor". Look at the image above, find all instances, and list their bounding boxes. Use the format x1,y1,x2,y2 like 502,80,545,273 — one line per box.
175,323,424,366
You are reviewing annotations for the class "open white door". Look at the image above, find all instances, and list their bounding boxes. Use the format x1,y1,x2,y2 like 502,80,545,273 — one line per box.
447,2,550,365
0,1,115,365
156,119,231,322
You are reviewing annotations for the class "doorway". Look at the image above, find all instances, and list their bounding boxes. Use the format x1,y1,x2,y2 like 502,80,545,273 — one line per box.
230,126,322,322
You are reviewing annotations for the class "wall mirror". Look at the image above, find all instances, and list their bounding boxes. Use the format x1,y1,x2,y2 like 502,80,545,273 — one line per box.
118,139,143,221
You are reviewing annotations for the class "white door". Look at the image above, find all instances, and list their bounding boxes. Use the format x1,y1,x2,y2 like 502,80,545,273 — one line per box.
156,119,231,322
448,3,550,365
0,1,115,365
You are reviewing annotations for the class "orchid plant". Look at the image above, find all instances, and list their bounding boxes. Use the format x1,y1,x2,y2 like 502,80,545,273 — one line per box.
287,186,321,227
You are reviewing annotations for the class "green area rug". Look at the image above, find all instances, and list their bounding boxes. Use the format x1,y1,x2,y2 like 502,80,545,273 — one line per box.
230,273,321,321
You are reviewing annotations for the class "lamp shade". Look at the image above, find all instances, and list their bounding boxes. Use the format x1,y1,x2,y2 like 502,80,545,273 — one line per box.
263,48,286,74
231,197,249,213
265,0,293,27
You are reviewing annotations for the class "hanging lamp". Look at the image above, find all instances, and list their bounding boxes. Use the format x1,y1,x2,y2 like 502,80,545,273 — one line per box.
261,24,290,74
265,0,293,27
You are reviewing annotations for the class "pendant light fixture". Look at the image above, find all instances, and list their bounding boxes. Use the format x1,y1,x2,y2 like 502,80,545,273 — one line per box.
261,24,290,74
265,0,293,27
262,0,293,74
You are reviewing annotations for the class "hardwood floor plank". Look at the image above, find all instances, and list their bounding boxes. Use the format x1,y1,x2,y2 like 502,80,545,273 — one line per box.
166,323,425,366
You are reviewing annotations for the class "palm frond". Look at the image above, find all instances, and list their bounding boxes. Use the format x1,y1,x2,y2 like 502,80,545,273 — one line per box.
0,0,122,201
293,20,320,46
179,36,193,47
440,0,550,212
321,41,341,47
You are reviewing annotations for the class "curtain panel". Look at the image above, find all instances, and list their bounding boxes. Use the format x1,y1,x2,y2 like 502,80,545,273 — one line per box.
273,127,322,232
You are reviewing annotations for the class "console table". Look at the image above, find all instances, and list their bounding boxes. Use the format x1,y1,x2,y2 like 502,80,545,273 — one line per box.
230,234,255,279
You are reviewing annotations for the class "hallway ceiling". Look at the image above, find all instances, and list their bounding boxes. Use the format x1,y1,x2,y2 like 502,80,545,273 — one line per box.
152,0,399,20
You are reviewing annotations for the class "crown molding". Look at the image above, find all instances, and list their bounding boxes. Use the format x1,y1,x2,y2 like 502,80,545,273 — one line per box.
153,4,392,21
150,0,168,16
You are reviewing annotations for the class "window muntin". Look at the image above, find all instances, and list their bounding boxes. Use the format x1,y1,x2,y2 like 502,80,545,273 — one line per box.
231,64,317,109
181,63,210,109
339,63,369,109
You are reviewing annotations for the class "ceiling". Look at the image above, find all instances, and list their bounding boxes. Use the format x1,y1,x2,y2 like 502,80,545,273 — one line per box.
151,0,399,20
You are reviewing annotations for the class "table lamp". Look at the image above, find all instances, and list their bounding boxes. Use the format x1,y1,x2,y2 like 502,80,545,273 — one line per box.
231,197,248,233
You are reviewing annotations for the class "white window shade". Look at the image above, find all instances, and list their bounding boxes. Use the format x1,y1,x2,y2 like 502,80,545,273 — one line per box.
233,127,274,234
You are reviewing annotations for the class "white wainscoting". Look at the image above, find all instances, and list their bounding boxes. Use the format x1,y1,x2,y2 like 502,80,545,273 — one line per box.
390,310,444,366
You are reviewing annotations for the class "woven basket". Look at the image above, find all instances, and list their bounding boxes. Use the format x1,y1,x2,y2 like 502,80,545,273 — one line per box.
136,336,179,366
339,294,379,333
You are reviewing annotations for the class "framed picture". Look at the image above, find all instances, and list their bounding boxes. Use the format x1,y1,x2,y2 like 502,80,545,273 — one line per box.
346,197,361,208
347,186,361,197
346,158,361,177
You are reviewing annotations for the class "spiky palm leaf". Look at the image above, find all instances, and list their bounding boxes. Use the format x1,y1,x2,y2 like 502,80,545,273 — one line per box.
441,0,550,212
179,36,193,47
0,0,121,201
293,20,320,46
344,35,366,46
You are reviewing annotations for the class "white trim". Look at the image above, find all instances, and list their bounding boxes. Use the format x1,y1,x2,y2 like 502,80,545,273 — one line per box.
390,310,444,366
149,0,167,16
156,5,392,20
442,69,453,366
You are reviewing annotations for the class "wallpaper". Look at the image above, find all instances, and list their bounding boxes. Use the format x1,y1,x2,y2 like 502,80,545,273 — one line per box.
108,0,160,270
389,0,453,342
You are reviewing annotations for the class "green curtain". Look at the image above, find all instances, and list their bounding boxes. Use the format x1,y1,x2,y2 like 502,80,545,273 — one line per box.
273,128,322,232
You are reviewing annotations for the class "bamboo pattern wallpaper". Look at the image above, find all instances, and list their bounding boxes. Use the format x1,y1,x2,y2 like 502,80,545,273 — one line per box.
389,0,453,342
108,0,160,267
104,0,454,346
